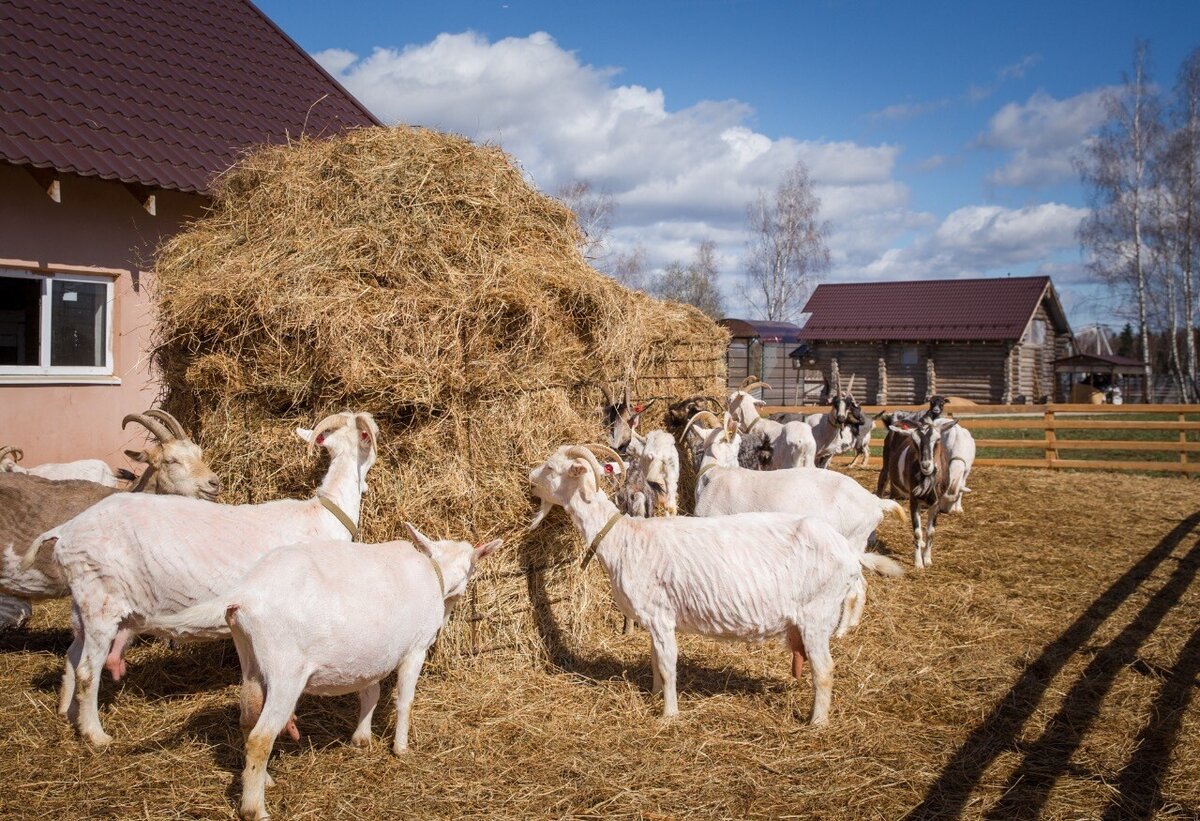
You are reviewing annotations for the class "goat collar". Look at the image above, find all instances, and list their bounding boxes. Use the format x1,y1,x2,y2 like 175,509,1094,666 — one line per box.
743,416,762,434
581,512,623,570
696,462,723,481
129,465,157,493
949,456,968,467
408,538,445,598
318,495,359,541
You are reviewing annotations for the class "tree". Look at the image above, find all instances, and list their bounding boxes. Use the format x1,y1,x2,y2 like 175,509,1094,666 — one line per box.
607,245,649,291
1161,47,1200,399
555,180,614,264
1077,42,1162,401
1117,322,1137,357
650,240,725,319
741,161,830,322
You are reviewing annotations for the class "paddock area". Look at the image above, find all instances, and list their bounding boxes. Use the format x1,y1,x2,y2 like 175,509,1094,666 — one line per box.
1,467,1197,820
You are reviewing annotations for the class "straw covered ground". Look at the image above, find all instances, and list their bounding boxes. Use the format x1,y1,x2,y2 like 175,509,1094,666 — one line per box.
2,467,1198,820
149,125,727,659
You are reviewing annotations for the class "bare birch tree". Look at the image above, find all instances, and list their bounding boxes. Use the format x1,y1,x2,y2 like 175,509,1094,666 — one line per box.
650,240,725,319
1077,42,1162,401
741,161,830,322
1163,47,1200,399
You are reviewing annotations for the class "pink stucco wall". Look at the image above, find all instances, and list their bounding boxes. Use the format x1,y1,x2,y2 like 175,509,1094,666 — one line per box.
0,163,208,467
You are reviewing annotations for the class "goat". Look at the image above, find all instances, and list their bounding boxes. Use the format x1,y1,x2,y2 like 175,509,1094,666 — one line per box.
875,395,948,497
682,412,905,635
0,410,219,629
529,443,893,725
1,446,123,487
880,418,958,568
145,524,501,821
665,394,770,471
938,423,976,514
844,399,874,469
24,411,379,747
726,377,815,469
599,382,678,515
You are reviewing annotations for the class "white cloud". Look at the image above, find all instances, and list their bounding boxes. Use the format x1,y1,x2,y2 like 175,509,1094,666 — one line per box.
980,89,1112,187
855,203,1088,280
317,32,916,279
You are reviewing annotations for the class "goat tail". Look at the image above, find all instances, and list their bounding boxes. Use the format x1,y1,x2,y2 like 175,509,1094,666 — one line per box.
142,597,232,642
880,498,909,524
859,552,905,578
20,527,62,571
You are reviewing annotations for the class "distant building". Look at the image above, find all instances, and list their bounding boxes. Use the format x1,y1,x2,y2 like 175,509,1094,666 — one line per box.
0,0,378,464
723,276,1075,405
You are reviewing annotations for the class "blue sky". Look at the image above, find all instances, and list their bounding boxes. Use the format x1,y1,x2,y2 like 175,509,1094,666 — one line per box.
257,0,1200,328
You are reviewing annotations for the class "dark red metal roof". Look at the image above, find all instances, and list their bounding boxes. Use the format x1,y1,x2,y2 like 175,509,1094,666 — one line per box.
798,276,1071,342
0,0,380,194
719,318,805,342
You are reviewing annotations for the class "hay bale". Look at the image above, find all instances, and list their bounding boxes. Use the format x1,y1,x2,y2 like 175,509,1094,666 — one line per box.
151,126,728,662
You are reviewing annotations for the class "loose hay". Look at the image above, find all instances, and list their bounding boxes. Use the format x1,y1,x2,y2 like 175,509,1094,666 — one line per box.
149,126,728,662
2,469,1197,819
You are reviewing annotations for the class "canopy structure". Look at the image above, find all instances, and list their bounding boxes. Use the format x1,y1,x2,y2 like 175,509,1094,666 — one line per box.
1053,353,1144,375
718,318,806,343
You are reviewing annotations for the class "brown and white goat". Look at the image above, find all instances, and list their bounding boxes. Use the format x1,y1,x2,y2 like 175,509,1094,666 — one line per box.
875,395,948,497
880,418,958,569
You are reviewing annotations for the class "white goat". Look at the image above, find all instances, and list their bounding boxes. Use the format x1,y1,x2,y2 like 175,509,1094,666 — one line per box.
938,424,976,514
1,446,122,487
145,524,501,821
682,412,905,634
725,379,815,469
529,443,891,725
24,411,379,747
625,429,680,516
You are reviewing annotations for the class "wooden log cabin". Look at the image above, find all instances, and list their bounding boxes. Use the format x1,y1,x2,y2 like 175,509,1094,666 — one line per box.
723,276,1074,405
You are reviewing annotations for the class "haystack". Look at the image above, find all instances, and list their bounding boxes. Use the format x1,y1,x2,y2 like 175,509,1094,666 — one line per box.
152,126,727,662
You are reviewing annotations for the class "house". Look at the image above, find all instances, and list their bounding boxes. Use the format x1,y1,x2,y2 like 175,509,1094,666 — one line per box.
0,0,379,465
788,276,1074,405
719,318,825,405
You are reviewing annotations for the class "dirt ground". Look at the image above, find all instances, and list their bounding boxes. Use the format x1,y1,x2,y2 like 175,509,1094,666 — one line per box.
1,467,1197,820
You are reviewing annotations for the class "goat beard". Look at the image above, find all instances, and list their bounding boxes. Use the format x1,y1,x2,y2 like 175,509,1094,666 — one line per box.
912,470,939,499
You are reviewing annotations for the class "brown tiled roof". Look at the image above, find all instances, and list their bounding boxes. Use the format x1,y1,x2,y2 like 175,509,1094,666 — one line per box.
798,276,1071,342
0,0,380,194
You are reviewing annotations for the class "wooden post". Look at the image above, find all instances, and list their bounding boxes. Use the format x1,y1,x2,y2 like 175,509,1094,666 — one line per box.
1002,344,1014,405
926,356,936,398
1181,413,1190,476
876,355,887,404
1044,407,1057,467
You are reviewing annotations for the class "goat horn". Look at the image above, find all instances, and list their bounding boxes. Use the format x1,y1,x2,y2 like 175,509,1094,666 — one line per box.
144,409,186,440
308,412,350,453
845,375,856,396
563,444,609,487
682,410,722,442
738,375,760,391
122,413,174,444
598,383,615,406
0,446,23,463
740,381,772,395
580,442,624,466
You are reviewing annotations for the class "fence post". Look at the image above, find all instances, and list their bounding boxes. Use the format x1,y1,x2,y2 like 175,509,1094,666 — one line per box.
1044,407,1057,467
1182,412,1190,477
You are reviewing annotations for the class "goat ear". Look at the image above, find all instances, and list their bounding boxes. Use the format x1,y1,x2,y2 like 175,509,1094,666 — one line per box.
474,538,503,561
124,449,149,463
404,522,437,553
602,460,624,476
295,427,315,445
753,398,765,407
887,425,907,435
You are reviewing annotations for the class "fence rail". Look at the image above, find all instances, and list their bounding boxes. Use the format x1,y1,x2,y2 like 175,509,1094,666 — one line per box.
761,403,1199,476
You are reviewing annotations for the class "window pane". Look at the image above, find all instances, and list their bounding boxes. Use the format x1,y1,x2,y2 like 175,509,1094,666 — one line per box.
50,281,107,367
0,276,41,366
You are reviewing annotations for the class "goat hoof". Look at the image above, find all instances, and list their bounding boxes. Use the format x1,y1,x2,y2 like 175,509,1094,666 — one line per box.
350,733,372,748
83,730,113,749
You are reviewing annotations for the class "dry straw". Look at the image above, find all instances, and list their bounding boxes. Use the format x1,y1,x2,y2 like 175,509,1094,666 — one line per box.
151,126,728,663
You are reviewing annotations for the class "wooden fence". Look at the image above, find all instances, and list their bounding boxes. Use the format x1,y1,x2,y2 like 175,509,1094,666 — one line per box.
761,403,1200,476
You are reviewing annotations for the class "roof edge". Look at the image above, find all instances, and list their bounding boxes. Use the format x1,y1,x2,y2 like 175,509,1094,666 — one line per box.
243,0,384,129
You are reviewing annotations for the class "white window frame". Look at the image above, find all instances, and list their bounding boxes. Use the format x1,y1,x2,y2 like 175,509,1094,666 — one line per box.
0,267,115,379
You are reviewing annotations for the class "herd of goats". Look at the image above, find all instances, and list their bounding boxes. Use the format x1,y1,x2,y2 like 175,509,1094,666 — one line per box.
0,380,975,820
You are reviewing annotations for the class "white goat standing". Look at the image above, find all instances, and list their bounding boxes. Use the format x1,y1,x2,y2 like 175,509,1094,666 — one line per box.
146,524,501,821
725,379,816,469
938,424,976,514
682,412,905,634
25,411,379,747
529,444,883,725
